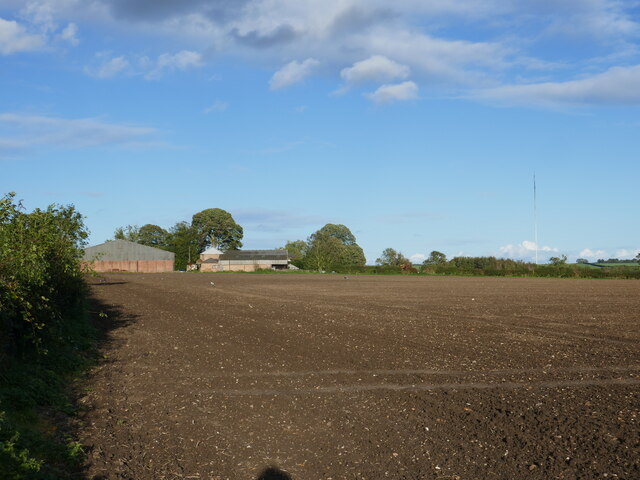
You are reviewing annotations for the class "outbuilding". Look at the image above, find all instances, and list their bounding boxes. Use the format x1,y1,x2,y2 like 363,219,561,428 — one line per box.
83,239,175,272
197,247,290,272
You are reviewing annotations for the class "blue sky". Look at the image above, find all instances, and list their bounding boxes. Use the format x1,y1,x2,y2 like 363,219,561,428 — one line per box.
1,0,639,264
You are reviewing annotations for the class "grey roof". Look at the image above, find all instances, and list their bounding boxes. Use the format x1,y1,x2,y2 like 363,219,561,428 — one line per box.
83,239,175,261
219,249,289,261
201,258,219,264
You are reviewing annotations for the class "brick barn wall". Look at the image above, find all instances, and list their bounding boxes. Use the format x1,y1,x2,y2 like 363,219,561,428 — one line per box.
89,260,174,272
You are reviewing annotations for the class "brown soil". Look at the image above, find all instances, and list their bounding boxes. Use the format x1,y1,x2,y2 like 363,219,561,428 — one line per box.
79,273,640,480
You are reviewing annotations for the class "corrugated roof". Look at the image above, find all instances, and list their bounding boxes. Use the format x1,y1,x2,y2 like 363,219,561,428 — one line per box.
202,246,223,255
83,239,175,261
220,249,289,261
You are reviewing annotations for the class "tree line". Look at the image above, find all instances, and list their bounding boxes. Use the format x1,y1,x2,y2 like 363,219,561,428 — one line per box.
113,208,243,270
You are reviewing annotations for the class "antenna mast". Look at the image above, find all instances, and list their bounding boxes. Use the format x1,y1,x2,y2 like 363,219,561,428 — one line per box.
534,172,538,265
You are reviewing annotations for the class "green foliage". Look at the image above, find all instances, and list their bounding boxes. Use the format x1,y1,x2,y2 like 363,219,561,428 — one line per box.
191,208,243,252
165,221,199,271
549,254,568,266
0,192,94,479
576,258,589,264
283,240,307,268
138,224,169,248
423,250,447,267
376,248,410,266
113,225,140,242
303,224,365,271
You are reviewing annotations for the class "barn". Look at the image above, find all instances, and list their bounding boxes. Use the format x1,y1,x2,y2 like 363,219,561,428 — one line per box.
197,247,290,272
83,239,175,272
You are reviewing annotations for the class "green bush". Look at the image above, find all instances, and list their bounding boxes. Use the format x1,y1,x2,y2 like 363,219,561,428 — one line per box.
0,192,93,479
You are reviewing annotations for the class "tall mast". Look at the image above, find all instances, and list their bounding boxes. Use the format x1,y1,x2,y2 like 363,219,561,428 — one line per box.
534,172,538,265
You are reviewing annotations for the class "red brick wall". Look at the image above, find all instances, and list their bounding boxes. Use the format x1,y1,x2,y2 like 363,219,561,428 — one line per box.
89,260,174,272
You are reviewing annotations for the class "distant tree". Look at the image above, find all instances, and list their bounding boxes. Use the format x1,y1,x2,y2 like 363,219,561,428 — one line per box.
376,248,410,266
423,250,447,266
191,208,243,252
636,252,640,264
165,222,200,270
114,225,140,242
316,224,357,245
576,258,589,264
304,224,365,271
138,224,169,248
284,240,308,268
549,254,568,266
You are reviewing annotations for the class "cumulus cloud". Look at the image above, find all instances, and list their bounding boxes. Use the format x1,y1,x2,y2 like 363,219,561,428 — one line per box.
340,55,410,85
410,253,426,263
0,17,43,54
365,81,418,104
145,50,204,79
614,248,640,259
85,55,129,78
579,248,607,259
57,22,78,45
476,65,640,107
269,58,319,90
0,112,157,151
498,240,558,260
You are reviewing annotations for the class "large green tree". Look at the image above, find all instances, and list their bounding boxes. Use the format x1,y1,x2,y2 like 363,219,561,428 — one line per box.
304,224,365,271
191,208,243,252
284,240,307,268
138,224,169,248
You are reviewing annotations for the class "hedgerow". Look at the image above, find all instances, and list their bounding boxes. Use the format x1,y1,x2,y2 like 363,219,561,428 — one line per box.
0,192,93,479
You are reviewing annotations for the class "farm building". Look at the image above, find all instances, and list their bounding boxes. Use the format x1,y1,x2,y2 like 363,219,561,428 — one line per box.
83,239,175,272
197,247,290,272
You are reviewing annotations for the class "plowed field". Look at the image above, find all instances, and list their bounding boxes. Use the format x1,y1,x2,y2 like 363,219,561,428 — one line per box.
80,273,639,479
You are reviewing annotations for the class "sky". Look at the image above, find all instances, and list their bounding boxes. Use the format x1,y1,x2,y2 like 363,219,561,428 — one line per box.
1,0,639,264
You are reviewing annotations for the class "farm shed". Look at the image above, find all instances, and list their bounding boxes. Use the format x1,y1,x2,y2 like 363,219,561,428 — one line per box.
197,248,290,272
83,239,175,272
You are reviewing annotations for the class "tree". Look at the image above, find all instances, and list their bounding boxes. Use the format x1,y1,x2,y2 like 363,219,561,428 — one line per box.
376,248,410,266
165,222,200,270
635,252,640,264
423,250,447,266
284,240,307,268
114,225,140,242
303,224,365,271
576,258,589,264
549,254,567,266
316,224,357,245
138,224,169,248
191,208,243,252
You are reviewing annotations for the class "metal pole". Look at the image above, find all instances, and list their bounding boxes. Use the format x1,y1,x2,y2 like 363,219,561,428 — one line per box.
534,173,538,265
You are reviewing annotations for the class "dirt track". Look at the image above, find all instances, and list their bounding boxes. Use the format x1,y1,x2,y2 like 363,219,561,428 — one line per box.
80,273,639,479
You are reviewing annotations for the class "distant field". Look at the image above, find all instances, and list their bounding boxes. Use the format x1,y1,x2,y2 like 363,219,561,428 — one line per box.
574,262,639,269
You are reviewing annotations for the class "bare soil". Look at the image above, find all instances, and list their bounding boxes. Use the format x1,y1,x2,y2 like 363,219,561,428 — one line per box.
79,273,639,480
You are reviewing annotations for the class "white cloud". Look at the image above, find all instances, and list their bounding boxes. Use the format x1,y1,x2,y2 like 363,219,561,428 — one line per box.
0,17,43,54
57,22,78,45
0,113,157,151
340,55,410,85
269,58,319,90
410,253,426,262
579,248,607,259
365,81,418,104
614,248,640,259
203,100,228,113
145,50,204,80
476,65,640,107
85,55,129,78
498,240,558,260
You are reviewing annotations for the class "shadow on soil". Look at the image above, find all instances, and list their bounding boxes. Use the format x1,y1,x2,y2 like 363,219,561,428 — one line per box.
71,282,140,478
256,467,293,480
